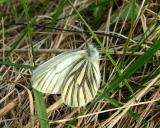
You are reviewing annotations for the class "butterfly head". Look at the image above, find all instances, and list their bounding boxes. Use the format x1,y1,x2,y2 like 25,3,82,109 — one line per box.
86,43,99,62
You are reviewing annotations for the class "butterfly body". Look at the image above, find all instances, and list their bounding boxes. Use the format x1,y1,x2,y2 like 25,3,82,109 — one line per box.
31,44,101,107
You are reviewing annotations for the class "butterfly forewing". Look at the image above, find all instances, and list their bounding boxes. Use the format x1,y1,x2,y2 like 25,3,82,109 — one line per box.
31,50,87,94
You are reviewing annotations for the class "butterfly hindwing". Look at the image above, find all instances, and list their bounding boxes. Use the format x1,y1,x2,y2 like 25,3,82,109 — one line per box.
61,55,100,107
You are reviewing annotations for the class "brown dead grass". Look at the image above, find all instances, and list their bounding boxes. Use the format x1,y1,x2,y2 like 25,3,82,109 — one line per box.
0,0,160,128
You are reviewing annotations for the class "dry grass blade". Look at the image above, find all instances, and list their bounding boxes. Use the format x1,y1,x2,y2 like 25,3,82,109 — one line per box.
1,0,160,127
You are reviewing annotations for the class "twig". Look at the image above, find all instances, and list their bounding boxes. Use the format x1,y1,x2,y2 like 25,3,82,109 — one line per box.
0,49,160,56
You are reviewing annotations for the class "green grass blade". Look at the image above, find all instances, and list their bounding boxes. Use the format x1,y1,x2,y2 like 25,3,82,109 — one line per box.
21,0,49,127
94,37,160,123
130,0,137,26
33,89,49,128
102,38,160,95
22,0,35,65
67,0,120,75
50,0,67,26
67,0,133,93
125,22,159,66
7,28,27,56
0,61,34,70
102,93,148,125
85,38,160,125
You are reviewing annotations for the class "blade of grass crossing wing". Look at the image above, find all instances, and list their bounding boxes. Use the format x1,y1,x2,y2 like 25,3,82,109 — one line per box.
21,0,49,127
33,89,49,128
67,0,134,94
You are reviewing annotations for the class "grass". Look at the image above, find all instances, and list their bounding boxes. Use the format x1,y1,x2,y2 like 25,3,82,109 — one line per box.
0,0,160,127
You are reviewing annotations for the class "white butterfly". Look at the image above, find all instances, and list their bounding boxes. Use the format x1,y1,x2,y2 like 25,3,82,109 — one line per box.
31,44,101,107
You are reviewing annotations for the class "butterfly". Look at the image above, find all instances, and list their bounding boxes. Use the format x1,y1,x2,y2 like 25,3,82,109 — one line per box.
31,44,101,107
